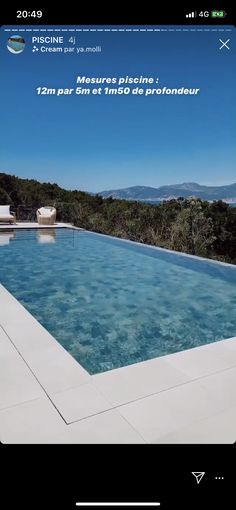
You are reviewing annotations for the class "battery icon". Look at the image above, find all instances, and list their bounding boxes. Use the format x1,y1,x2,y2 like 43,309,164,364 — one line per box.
211,10,226,18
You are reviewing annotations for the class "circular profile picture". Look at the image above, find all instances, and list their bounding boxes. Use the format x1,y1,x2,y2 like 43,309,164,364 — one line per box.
7,35,26,54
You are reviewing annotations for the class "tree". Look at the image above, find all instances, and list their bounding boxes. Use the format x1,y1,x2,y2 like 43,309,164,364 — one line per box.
0,172,235,264
0,187,12,205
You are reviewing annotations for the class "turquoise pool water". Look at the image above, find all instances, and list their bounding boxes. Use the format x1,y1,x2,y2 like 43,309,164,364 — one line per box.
0,228,236,374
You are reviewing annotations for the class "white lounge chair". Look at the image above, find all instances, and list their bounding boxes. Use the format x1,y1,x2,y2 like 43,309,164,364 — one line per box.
0,205,16,224
36,207,56,225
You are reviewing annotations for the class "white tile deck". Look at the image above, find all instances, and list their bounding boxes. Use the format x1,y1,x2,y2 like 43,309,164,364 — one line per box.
118,372,236,443
0,222,72,229
0,325,18,358
60,409,145,444
92,356,191,406
51,383,113,423
0,328,44,410
23,345,90,395
0,222,236,443
164,340,236,378
154,405,236,444
0,397,66,443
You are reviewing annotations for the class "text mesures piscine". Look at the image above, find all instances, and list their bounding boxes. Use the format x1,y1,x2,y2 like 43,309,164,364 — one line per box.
36,76,200,96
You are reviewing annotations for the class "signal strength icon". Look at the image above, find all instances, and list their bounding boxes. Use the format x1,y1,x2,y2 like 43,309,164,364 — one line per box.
186,12,196,18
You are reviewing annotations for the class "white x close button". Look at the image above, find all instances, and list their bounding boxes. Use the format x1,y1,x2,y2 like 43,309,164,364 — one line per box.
219,39,230,50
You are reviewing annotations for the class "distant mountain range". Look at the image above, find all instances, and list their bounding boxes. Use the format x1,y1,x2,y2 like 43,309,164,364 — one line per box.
98,183,236,203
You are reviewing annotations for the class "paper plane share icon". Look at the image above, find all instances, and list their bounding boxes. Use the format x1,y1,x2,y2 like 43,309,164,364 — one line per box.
192,472,205,484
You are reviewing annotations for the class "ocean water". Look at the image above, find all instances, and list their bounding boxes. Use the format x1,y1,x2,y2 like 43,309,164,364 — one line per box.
0,228,236,374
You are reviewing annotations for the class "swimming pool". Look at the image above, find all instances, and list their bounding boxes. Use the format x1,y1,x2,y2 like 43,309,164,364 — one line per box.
0,228,236,374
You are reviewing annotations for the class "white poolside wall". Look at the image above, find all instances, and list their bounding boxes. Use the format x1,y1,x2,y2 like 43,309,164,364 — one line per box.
0,222,236,443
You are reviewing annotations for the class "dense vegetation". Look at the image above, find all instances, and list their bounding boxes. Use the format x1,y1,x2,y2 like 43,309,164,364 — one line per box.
0,172,236,264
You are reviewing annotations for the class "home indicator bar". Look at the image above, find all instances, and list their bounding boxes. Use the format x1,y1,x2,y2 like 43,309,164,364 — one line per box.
75,504,161,507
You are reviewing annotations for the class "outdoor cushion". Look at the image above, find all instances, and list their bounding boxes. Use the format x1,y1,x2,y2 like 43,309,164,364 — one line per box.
0,205,11,216
38,207,55,216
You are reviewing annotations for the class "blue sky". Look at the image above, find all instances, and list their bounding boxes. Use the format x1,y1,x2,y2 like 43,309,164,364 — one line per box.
0,26,235,192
